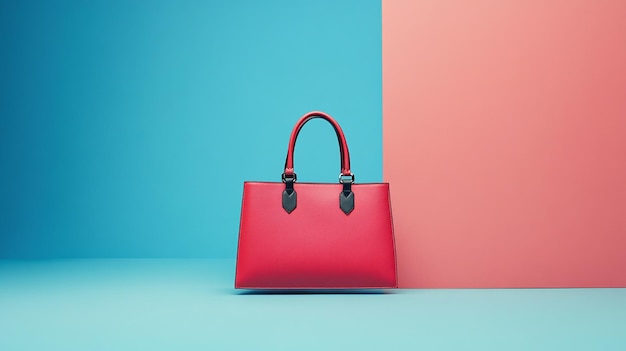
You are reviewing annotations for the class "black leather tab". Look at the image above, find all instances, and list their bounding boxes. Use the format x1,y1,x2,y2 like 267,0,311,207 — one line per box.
282,180,297,213
339,182,354,215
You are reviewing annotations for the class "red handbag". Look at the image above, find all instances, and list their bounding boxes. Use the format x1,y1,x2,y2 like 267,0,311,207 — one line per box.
235,111,397,289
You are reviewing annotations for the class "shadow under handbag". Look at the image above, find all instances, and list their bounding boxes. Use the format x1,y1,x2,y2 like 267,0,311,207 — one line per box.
235,111,397,289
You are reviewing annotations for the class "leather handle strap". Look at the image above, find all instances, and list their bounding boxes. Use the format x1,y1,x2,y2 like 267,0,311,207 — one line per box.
283,111,352,177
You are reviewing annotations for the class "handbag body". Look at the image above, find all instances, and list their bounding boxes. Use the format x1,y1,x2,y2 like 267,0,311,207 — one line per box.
235,111,397,289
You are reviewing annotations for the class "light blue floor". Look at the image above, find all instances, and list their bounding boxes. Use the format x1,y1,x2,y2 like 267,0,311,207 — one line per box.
1,259,625,350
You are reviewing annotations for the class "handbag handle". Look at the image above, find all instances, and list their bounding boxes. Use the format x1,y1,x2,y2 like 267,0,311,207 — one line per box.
281,111,355,215
282,111,353,182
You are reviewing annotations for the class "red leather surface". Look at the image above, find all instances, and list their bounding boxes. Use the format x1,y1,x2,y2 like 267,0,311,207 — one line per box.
235,182,397,289
284,111,352,176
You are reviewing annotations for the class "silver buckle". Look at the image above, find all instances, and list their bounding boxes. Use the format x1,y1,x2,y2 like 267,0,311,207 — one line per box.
338,173,355,184
282,173,297,183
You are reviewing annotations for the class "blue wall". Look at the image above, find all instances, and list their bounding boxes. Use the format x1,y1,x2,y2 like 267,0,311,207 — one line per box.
0,0,382,258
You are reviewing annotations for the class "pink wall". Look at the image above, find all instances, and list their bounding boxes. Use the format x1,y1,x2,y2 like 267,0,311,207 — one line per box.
383,0,626,288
